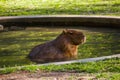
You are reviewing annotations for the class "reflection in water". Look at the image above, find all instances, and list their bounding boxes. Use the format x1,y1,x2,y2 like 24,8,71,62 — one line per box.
0,26,120,67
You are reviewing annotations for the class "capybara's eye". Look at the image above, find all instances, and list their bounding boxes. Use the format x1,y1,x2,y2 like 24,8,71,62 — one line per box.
69,32,73,35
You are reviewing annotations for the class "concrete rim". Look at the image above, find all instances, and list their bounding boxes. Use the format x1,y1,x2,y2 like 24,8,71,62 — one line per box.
0,15,120,18
0,15,120,27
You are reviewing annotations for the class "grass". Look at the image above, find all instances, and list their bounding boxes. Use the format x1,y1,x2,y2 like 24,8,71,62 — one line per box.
37,58,120,73
0,58,120,80
0,0,120,16
0,27,120,68
96,73,120,80
0,0,120,79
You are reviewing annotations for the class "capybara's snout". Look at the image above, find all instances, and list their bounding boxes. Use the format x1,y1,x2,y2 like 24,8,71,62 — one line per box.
80,34,86,44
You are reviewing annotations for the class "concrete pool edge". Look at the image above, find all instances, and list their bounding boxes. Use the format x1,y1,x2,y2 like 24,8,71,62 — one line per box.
0,54,120,70
0,15,120,28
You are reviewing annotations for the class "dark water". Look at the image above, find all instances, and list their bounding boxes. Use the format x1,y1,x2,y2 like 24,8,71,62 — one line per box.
26,26,120,58
0,26,120,67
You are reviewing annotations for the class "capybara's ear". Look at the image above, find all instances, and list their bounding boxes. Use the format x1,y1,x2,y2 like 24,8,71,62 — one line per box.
63,29,68,34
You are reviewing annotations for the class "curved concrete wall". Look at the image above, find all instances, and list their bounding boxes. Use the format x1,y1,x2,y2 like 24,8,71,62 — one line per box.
0,15,120,28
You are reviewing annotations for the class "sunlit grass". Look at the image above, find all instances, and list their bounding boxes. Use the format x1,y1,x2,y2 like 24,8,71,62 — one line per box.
0,0,120,16
0,58,120,80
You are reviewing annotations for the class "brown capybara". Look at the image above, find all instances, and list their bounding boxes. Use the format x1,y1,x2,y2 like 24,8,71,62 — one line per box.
28,29,86,63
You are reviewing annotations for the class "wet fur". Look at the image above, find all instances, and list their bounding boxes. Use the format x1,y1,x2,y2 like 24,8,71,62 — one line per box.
28,29,86,63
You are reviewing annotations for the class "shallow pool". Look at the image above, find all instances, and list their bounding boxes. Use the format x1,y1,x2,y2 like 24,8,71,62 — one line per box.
0,26,120,67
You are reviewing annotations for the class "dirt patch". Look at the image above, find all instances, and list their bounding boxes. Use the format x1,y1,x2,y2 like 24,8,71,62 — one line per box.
0,71,96,80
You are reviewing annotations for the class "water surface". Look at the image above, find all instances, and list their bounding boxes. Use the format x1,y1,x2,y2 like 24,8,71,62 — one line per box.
0,26,120,67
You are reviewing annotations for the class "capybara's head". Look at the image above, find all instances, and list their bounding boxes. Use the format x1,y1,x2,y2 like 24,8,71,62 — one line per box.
63,29,86,45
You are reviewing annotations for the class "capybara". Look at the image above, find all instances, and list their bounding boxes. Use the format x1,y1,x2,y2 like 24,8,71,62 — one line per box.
28,29,86,63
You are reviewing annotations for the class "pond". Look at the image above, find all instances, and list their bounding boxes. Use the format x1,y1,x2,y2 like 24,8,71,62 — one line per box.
0,26,120,68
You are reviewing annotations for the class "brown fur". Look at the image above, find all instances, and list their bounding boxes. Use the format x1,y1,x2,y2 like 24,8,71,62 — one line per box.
28,29,86,63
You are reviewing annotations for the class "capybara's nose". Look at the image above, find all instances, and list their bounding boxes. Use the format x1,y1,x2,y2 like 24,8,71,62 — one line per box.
84,36,86,42
81,35,86,43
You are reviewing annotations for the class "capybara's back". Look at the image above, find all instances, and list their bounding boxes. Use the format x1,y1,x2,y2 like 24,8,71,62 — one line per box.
28,29,86,63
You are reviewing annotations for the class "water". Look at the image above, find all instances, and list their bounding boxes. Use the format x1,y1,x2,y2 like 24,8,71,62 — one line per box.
0,26,120,67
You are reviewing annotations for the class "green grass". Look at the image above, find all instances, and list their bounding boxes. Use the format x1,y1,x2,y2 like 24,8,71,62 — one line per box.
0,58,120,80
0,0,120,16
35,58,120,73
96,73,120,80
0,27,120,68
